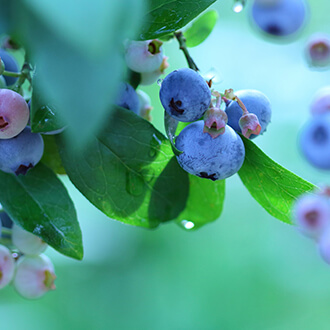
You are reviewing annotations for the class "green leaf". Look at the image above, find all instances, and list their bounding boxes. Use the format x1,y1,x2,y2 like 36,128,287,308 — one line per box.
57,107,190,228
140,0,217,40
185,10,218,48
15,0,145,148
30,73,65,133
41,135,66,175
0,163,83,260
176,175,225,230
238,136,316,224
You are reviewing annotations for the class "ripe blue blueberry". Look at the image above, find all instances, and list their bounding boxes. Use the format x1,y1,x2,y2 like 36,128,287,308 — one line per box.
160,68,211,122
293,193,330,239
115,82,140,114
225,89,271,139
0,126,44,175
0,49,19,86
175,121,245,181
299,113,330,169
250,0,307,38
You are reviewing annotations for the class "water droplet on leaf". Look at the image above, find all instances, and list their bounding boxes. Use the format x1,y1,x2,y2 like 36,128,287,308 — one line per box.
180,220,195,230
125,171,145,196
232,0,245,13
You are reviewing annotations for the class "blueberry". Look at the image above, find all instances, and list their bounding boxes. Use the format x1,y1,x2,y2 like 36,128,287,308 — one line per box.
0,89,30,139
125,39,164,73
160,68,211,122
0,48,19,86
306,34,330,68
310,86,330,116
251,0,307,38
115,82,140,114
299,113,330,169
293,193,330,239
0,126,44,175
225,89,271,139
175,121,245,180
14,254,56,299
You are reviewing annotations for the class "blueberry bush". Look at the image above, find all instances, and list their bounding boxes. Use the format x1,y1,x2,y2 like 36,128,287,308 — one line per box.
0,0,327,298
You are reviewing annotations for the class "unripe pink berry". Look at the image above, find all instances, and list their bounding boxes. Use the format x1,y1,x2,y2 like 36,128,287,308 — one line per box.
125,39,164,73
0,89,29,139
0,244,15,289
306,34,330,68
293,193,330,239
12,224,47,255
14,254,56,299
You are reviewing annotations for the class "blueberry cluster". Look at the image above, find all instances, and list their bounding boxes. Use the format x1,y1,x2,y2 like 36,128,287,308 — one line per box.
0,212,56,299
0,49,44,176
159,68,272,181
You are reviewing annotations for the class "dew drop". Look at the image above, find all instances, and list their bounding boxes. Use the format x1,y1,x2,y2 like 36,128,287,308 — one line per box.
181,220,195,230
232,0,245,13
149,134,162,158
157,79,163,87
126,171,145,196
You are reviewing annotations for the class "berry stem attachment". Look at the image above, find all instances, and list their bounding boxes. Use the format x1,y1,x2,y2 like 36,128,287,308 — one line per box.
174,31,199,71
12,62,33,93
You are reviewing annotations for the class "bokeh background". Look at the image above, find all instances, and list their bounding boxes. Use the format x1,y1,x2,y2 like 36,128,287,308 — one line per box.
2,0,330,329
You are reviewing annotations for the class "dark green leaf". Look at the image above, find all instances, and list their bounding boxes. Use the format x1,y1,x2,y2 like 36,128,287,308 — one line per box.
238,136,316,224
185,10,218,48
30,73,65,133
57,107,189,228
0,163,83,259
15,0,145,148
41,135,66,175
140,0,217,40
175,175,225,230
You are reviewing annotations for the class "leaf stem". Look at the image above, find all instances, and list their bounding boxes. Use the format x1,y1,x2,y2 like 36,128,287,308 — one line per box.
174,31,199,71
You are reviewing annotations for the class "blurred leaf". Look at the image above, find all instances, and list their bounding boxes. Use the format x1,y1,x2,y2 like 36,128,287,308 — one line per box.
176,175,225,230
238,136,315,224
57,107,189,228
14,0,144,148
140,0,217,40
30,72,65,133
41,135,66,175
185,10,218,48
0,163,83,260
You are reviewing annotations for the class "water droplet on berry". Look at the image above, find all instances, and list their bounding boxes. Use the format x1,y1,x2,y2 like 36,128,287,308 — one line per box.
180,220,195,230
125,171,145,196
232,0,245,13
157,79,163,87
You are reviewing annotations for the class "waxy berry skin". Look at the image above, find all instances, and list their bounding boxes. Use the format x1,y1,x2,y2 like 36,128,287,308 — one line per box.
0,49,19,86
299,113,330,169
159,68,211,122
0,89,30,139
115,82,140,114
175,121,245,181
225,89,271,139
251,0,307,38
0,126,44,175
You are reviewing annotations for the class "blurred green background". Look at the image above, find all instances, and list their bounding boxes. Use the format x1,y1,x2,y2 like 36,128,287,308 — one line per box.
2,0,330,329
